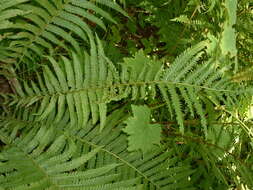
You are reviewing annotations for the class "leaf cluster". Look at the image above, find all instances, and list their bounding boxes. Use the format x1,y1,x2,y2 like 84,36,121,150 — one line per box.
0,0,253,189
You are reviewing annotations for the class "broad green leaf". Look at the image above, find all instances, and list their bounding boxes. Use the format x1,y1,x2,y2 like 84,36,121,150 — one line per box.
221,24,237,57
225,0,237,25
123,105,161,153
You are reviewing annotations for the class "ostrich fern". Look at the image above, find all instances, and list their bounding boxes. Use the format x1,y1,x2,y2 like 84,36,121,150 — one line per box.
0,0,253,189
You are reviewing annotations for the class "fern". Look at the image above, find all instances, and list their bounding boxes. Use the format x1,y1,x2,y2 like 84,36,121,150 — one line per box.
119,44,247,136
0,0,252,189
2,40,248,135
0,124,141,189
167,123,253,189
2,36,118,129
0,0,126,67
0,107,195,190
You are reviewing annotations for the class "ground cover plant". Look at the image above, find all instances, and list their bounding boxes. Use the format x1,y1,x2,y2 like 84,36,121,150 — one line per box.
0,0,253,189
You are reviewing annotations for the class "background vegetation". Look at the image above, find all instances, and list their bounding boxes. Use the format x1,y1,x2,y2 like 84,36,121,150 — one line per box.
0,0,253,189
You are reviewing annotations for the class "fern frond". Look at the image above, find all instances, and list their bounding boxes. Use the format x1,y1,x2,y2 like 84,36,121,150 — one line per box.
170,14,212,28
3,36,119,129
0,0,126,66
119,43,246,136
3,41,248,135
179,123,253,189
58,108,195,189
0,107,196,190
232,67,253,82
0,121,144,190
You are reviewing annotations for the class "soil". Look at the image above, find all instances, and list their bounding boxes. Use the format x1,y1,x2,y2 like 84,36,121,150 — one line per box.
0,75,12,94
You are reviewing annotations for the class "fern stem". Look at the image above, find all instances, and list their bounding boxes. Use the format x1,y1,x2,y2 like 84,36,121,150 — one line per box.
11,79,239,105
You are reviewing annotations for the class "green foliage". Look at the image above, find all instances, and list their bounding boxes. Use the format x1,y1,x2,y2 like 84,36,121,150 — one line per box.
3,36,117,130
123,105,161,153
0,128,118,189
0,0,126,71
0,108,196,190
120,46,248,136
0,0,253,189
3,42,248,136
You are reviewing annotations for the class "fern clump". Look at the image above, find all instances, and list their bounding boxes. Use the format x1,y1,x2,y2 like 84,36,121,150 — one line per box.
0,0,253,189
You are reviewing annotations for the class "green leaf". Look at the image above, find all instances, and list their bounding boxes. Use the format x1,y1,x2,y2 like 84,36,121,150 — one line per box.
221,24,237,57
123,105,161,153
122,50,150,75
225,0,237,25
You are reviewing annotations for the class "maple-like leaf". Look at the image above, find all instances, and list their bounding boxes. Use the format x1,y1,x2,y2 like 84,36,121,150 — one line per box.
123,105,161,153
